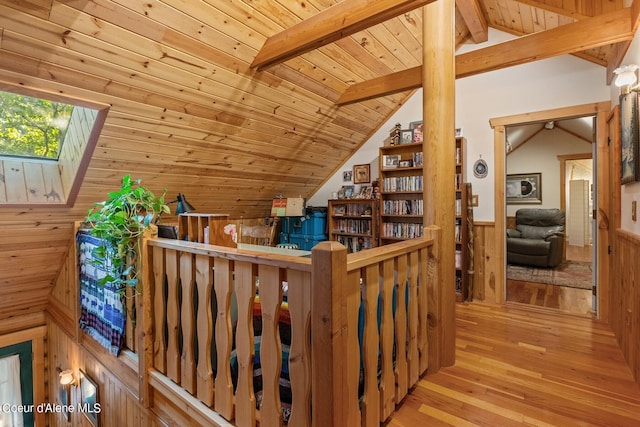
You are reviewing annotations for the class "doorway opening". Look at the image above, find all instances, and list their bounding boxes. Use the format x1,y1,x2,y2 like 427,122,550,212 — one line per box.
505,123,595,316
490,102,610,319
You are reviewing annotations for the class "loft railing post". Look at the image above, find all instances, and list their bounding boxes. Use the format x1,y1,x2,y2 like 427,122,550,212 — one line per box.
138,234,153,407
311,241,360,427
424,225,443,372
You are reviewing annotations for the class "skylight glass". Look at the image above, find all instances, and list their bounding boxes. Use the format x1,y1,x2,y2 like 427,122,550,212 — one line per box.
0,90,74,160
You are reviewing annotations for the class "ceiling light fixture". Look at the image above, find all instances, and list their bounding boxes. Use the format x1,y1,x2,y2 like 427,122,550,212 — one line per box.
544,121,555,130
613,64,639,87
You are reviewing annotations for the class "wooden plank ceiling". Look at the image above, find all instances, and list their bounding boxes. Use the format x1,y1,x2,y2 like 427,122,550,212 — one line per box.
0,0,628,319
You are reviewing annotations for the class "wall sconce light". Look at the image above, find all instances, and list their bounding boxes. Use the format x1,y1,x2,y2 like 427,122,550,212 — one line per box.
59,369,76,387
614,64,639,88
167,193,195,215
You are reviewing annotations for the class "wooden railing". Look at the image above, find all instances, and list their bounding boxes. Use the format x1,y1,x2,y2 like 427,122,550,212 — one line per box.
136,226,441,427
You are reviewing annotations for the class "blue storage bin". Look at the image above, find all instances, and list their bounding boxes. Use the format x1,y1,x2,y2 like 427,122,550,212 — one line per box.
289,233,328,251
292,212,327,236
281,217,302,234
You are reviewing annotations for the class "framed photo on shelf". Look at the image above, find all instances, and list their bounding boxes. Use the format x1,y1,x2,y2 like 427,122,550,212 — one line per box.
506,173,542,204
409,120,423,143
343,185,355,198
364,186,373,199
353,164,371,184
383,155,400,169
399,159,412,168
400,129,413,144
620,91,640,184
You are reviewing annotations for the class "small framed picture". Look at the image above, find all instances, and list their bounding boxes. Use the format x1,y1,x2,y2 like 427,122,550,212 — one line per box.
353,164,371,184
400,129,413,144
364,186,373,199
409,120,423,142
399,159,412,168
383,155,400,169
343,170,353,182
343,185,355,198
80,370,100,426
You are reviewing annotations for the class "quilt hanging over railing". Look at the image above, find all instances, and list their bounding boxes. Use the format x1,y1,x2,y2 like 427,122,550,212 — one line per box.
77,230,126,355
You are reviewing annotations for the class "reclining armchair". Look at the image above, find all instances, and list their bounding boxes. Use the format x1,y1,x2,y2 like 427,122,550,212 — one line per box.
507,208,565,268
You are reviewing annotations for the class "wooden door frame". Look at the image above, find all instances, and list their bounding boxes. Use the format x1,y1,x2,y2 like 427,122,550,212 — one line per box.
558,153,593,261
489,102,611,319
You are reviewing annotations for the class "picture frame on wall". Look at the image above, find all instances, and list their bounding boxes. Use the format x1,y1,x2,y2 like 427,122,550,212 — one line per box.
353,163,371,184
80,370,100,426
506,173,542,204
620,91,640,184
343,170,353,182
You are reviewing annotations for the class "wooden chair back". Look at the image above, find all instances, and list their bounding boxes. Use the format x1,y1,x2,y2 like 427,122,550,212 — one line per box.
237,217,279,246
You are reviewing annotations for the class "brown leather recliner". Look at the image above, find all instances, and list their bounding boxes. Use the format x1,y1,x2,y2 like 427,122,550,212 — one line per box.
506,208,565,268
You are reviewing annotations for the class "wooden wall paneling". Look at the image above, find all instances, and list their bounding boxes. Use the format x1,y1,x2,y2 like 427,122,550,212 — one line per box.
472,222,498,303
3,159,28,203
58,105,98,200
22,162,47,203
613,230,640,385
0,312,46,337
47,319,172,427
48,234,79,339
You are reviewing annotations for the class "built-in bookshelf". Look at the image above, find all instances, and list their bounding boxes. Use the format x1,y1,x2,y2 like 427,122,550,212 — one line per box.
455,137,468,302
379,141,424,243
328,199,378,253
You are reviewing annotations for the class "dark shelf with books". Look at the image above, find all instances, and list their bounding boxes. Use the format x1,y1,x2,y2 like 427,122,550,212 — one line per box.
328,198,378,253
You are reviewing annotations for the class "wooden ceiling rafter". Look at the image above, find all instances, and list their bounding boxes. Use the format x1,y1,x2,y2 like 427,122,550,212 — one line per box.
455,0,488,42
250,0,436,71
337,7,634,105
606,1,640,84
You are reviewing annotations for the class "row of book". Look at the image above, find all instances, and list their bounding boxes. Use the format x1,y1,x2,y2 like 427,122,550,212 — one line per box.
381,222,423,239
382,176,423,192
456,173,463,190
332,218,372,235
382,199,423,215
336,235,374,253
332,203,373,217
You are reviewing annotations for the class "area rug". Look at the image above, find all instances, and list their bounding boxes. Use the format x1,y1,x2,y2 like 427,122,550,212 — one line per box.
506,261,592,290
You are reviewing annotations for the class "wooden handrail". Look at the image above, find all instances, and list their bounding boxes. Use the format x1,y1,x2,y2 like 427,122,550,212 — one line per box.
137,228,439,426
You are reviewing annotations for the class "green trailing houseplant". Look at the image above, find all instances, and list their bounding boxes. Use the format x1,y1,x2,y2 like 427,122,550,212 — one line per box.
85,174,170,293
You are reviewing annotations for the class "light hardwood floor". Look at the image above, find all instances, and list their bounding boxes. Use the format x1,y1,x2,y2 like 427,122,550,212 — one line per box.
387,303,640,427
506,244,594,316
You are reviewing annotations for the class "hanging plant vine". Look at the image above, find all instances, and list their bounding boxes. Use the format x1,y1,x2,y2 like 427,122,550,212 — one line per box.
85,174,170,294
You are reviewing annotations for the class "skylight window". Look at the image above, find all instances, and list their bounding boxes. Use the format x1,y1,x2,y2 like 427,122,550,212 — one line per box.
0,90,74,160
0,85,109,206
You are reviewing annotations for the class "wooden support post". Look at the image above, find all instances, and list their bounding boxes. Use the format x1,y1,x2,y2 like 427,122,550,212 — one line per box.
311,241,359,427
423,0,456,368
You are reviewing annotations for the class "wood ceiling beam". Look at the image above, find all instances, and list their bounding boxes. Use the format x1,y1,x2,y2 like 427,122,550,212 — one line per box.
511,0,590,20
606,1,640,85
250,0,436,71
337,8,633,105
455,0,488,43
